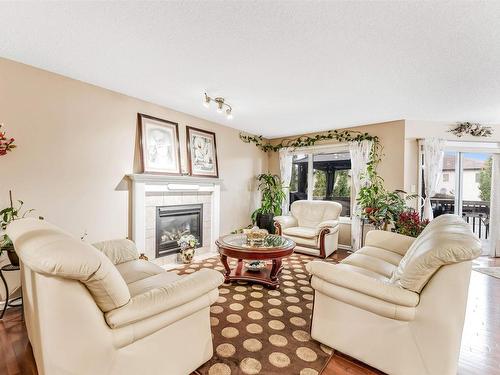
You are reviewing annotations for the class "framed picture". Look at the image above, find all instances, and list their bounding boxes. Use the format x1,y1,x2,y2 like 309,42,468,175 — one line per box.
186,126,219,178
138,113,181,174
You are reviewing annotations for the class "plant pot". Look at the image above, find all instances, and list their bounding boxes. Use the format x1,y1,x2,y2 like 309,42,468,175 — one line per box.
256,212,275,234
180,248,195,264
2,244,19,267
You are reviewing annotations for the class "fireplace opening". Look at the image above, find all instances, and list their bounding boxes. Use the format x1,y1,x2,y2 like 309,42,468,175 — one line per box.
156,204,203,258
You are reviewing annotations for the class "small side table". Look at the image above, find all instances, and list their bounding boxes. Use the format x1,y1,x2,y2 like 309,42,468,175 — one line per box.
0,264,22,319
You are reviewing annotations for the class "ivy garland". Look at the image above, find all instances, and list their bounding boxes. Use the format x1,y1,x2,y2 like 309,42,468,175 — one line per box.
239,129,382,173
239,129,378,152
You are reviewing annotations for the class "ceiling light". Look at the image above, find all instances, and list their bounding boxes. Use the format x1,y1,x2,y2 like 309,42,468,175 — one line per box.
203,93,233,119
203,92,210,108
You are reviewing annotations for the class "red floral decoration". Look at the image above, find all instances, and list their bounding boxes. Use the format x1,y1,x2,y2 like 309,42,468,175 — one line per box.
0,124,16,156
394,211,429,238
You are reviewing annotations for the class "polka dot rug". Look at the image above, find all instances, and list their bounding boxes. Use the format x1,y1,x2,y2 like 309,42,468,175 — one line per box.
169,253,337,375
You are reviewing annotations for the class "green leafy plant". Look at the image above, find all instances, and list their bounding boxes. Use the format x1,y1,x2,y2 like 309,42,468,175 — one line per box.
1,190,43,252
333,171,350,197
357,174,416,230
479,157,492,201
251,174,286,223
240,129,379,153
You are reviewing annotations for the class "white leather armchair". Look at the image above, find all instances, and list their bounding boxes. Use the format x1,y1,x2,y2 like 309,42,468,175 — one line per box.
274,200,342,258
7,218,224,375
306,214,481,375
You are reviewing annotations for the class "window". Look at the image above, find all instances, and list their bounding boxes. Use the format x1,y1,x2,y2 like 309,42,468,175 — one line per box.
290,150,352,217
475,172,481,183
442,173,449,182
289,154,308,203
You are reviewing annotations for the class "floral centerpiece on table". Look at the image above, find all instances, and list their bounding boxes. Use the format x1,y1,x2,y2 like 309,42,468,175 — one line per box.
0,124,16,156
177,234,199,264
243,226,268,247
394,211,429,238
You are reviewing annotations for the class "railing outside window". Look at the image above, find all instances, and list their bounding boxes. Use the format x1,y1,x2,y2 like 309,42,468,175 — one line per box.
431,198,489,239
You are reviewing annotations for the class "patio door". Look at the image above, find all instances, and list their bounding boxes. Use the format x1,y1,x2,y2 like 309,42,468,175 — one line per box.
431,151,492,254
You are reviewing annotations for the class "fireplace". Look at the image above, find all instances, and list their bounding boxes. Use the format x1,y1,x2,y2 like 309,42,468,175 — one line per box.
156,204,203,258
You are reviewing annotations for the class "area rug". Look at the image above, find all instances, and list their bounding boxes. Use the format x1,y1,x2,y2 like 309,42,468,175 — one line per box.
473,266,500,279
170,253,335,375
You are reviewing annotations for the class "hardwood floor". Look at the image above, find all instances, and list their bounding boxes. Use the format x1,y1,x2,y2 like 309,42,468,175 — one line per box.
457,256,500,375
0,307,36,375
322,256,500,375
1,255,499,375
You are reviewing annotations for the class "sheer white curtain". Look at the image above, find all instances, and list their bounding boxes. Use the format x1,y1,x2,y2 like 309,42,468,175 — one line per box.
489,154,500,257
422,138,445,220
279,148,293,215
349,140,373,251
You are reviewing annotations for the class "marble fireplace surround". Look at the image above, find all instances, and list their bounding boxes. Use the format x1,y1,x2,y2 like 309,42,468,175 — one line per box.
127,174,221,265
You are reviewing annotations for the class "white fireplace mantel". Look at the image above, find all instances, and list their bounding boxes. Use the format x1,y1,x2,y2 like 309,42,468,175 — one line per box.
127,174,222,254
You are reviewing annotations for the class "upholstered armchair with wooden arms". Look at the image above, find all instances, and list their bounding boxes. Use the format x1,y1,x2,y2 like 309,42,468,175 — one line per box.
306,214,481,375
274,200,342,258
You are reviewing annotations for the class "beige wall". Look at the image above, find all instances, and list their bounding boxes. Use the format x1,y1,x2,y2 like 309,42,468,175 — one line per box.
0,57,267,244
268,120,406,191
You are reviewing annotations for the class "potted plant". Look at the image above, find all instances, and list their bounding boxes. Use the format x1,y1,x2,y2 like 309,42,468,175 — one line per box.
0,191,42,266
177,234,199,264
357,174,413,230
394,211,429,237
251,173,286,234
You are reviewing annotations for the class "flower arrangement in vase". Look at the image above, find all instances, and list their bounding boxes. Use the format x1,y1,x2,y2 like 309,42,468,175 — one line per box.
0,124,16,156
177,234,199,264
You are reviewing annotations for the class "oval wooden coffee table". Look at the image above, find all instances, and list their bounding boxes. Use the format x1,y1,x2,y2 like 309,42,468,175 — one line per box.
216,234,295,289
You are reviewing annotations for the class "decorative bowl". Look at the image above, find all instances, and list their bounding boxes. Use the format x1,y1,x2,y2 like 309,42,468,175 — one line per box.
245,260,267,272
244,228,268,246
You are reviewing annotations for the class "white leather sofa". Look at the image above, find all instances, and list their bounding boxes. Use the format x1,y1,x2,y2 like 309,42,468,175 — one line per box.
306,214,481,375
7,218,224,375
274,200,342,258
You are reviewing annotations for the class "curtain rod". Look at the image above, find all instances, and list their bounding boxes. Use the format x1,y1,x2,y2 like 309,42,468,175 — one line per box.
416,137,499,144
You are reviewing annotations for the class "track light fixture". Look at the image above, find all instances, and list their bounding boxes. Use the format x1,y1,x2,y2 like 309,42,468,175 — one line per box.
203,93,233,120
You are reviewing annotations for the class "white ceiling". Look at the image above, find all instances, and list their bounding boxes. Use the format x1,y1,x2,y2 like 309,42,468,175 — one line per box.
1,1,500,138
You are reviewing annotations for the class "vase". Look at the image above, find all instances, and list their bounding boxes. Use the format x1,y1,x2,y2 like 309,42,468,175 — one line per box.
256,212,275,234
2,244,19,267
180,248,195,264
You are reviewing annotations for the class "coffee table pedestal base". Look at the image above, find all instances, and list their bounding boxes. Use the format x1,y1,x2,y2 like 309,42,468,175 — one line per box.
220,256,283,289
